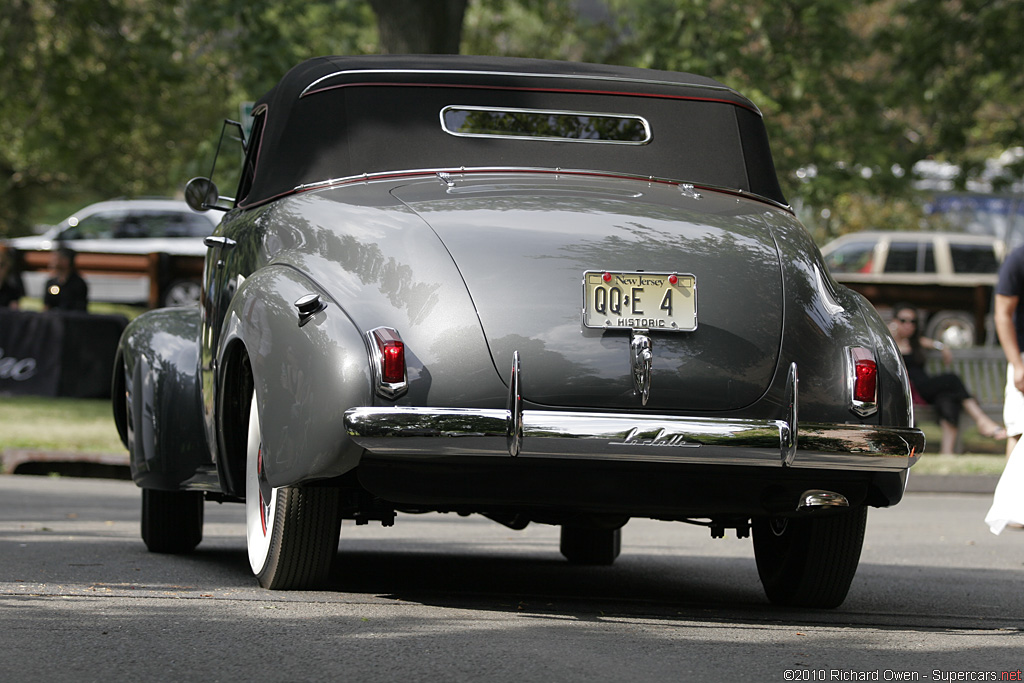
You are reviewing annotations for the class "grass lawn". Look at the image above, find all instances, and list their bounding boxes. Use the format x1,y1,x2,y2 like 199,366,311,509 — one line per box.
913,421,1009,475
0,395,1011,477
912,452,1007,475
17,297,147,320
0,396,125,460
1,301,144,474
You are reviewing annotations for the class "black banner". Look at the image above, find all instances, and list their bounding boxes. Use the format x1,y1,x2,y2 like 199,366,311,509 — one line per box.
0,310,127,398
0,311,63,396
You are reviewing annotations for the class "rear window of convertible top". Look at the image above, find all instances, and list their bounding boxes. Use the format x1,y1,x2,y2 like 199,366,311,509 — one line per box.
441,106,651,144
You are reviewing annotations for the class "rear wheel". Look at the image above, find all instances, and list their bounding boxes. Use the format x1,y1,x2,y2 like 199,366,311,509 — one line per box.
245,392,341,589
141,488,204,554
560,525,622,565
752,506,867,608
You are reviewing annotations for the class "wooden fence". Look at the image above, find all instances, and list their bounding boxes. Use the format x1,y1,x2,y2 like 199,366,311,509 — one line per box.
17,249,204,309
922,346,1007,417
918,346,1007,452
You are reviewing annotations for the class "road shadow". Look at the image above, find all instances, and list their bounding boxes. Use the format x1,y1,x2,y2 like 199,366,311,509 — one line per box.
174,534,1024,632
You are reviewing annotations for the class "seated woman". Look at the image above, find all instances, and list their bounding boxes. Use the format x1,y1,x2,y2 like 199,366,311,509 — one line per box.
891,303,1007,454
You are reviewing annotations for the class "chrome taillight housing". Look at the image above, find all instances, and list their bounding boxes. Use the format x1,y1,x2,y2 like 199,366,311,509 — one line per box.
368,327,408,399
847,346,878,417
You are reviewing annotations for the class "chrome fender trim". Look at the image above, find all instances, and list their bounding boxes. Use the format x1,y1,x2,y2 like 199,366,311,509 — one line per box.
344,406,923,472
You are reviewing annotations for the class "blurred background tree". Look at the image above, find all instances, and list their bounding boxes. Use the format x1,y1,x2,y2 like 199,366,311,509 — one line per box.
1,0,1020,243
370,0,468,53
0,0,376,236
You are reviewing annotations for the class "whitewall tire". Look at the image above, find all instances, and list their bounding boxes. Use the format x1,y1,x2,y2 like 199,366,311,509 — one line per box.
244,391,341,589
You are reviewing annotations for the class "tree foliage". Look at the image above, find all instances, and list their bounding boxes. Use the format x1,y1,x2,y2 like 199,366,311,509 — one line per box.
0,0,375,237
1,0,1020,241
877,0,1024,186
466,0,1024,238
2,1,201,234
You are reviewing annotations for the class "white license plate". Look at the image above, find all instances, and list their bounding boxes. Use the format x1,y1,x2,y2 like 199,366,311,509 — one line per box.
582,271,697,331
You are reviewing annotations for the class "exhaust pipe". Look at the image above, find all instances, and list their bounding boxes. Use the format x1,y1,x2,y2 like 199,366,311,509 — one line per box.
797,489,849,511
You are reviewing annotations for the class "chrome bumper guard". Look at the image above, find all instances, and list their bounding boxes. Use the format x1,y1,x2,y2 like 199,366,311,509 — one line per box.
344,407,923,472
344,353,923,472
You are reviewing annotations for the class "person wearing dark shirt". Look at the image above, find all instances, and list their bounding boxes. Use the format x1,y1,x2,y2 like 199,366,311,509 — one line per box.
43,247,89,312
0,246,25,308
995,243,1024,457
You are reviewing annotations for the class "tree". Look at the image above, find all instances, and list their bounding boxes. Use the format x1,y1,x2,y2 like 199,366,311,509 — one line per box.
466,0,1023,238
3,0,1021,241
877,0,1024,189
0,0,247,236
0,0,376,238
369,0,468,54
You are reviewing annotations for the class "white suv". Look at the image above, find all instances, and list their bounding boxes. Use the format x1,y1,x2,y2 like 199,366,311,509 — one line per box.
821,230,1005,346
6,198,219,306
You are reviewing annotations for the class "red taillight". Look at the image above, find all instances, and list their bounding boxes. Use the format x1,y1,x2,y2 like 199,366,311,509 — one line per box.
369,327,408,398
853,358,877,403
380,338,405,384
848,347,878,416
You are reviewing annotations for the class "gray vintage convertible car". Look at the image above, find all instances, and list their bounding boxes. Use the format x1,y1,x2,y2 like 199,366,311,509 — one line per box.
113,55,924,608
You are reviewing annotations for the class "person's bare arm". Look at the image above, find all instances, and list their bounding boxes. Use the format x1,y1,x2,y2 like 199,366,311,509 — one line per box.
995,293,1024,391
920,336,954,365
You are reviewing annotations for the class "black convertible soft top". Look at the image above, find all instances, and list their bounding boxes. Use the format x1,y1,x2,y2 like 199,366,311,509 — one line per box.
240,55,786,207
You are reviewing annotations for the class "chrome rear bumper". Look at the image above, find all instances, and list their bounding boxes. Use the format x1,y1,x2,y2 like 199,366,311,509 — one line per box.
344,406,924,473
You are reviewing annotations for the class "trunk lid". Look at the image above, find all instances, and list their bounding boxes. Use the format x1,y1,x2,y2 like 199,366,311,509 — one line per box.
392,175,783,411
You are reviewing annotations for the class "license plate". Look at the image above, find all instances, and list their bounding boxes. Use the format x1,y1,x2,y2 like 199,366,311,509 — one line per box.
582,271,697,331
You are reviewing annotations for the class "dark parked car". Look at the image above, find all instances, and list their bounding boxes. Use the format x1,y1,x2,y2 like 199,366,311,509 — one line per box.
113,55,924,608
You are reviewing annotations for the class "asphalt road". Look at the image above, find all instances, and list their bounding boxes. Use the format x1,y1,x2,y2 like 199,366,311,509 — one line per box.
2,474,1022,682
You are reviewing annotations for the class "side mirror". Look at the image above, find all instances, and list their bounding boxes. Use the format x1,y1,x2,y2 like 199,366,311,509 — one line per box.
185,177,221,212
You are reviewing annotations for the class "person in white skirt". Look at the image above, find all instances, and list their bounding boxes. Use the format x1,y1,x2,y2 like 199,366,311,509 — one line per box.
985,439,1024,534
989,243,1024,532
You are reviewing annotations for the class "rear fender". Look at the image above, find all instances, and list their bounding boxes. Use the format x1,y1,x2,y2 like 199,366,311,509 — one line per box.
767,213,912,427
114,308,211,490
218,265,372,488
854,290,914,428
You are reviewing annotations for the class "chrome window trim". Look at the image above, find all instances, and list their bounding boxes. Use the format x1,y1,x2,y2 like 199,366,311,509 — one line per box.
439,105,652,145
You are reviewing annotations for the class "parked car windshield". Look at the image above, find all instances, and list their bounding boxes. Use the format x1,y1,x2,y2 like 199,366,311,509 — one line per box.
58,209,214,241
61,211,127,240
